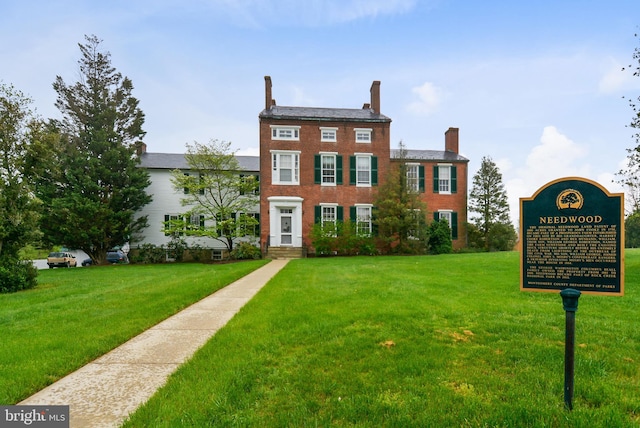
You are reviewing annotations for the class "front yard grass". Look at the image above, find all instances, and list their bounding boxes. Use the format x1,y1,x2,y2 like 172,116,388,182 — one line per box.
0,260,268,404
123,251,640,427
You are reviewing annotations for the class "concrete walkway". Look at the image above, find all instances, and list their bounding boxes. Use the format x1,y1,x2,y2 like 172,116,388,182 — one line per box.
19,259,289,428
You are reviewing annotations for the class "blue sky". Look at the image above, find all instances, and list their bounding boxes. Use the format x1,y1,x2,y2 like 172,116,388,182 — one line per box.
2,0,639,224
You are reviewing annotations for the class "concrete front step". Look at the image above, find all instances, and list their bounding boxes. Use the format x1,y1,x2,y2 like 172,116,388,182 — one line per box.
267,246,305,259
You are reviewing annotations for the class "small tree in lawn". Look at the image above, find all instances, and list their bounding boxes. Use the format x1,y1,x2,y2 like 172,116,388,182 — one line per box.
0,83,40,292
469,156,516,251
374,141,429,254
170,140,259,253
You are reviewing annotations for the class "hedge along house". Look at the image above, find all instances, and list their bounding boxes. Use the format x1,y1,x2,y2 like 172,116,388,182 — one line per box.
390,127,469,251
135,147,261,260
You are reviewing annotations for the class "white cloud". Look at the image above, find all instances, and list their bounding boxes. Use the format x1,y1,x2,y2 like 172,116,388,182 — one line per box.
407,82,443,116
208,0,417,27
504,126,591,226
598,58,633,94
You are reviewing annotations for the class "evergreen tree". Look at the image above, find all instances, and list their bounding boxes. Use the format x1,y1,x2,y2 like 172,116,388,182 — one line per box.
38,35,151,264
170,140,259,253
469,156,516,251
0,83,40,291
374,141,428,254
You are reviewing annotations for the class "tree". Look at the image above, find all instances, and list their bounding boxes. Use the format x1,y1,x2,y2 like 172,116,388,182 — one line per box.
428,218,453,254
37,35,151,264
469,156,516,251
0,83,40,292
170,140,259,253
625,212,640,248
374,141,429,254
619,33,640,215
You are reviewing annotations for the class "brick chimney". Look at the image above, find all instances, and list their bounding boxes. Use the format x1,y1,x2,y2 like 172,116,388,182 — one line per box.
264,76,273,110
370,81,381,114
136,141,147,157
445,127,459,154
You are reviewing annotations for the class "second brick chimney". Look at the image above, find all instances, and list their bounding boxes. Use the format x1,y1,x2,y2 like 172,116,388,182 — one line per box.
445,127,459,154
370,81,381,114
264,76,274,110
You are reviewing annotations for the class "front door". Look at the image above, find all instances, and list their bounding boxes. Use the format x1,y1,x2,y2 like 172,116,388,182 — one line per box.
280,208,293,245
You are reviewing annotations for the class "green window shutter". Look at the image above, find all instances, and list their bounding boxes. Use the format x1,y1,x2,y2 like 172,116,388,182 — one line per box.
314,206,321,224
451,166,457,193
349,156,356,185
350,206,356,223
336,155,343,185
433,166,439,193
419,166,425,193
371,156,378,185
337,206,344,221
433,212,438,222
183,173,189,194
451,212,458,240
314,155,321,184
199,215,205,228
164,214,170,236
372,207,378,236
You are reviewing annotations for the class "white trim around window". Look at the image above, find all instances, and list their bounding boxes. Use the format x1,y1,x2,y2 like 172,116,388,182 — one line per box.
270,125,301,141
354,128,372,143
320,127,338,142
271,150,301,185
355,153,372,187
437,163,452,195
355,204,373,236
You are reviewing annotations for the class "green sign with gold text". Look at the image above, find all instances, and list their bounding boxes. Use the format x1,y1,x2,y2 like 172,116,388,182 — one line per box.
520,177,624,295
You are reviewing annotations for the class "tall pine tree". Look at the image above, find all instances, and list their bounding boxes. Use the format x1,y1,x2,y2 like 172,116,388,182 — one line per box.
38,35,151,264
469,156,516,251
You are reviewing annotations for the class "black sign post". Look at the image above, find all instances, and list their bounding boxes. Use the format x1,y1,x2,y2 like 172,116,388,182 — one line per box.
560,288,581,410
520,177,624,411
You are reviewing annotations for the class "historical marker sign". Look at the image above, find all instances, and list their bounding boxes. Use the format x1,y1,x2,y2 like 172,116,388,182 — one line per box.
520,177,624,295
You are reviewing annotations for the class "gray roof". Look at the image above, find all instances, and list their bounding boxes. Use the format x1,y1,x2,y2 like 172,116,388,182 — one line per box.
140,152,260,172
391,149,469,163
259,106,391,123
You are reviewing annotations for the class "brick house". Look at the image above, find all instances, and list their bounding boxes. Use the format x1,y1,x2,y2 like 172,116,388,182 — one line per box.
390,127,469,250
259,76,469,256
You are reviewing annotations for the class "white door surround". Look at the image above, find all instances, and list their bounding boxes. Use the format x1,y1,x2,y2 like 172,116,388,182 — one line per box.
268,196,303,247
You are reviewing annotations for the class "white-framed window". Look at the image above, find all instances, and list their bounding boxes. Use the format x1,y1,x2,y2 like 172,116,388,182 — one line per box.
356,155,371,186
320,127,337,142
406,163,420,192
355,128,372,143
355,205,373,236
271,125,300,141
321,204,337,227
437,210,452,226
438,165,451,194
271,151,300,185
322,154,336,185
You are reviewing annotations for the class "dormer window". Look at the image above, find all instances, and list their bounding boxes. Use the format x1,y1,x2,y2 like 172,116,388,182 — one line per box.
320,127,337,142
271,126,300,141
355,128,372,143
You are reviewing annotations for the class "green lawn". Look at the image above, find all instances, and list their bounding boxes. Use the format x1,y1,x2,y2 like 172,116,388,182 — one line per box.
122,251,640,427
0,260,268,404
